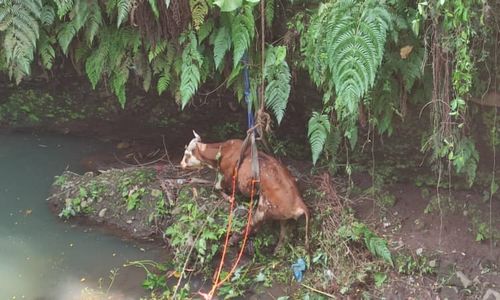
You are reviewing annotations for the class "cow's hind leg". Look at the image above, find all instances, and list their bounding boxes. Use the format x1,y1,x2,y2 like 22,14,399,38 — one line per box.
274,220,287,254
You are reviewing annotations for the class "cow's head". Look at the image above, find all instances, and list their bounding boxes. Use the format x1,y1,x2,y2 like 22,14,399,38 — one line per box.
180,130,203,169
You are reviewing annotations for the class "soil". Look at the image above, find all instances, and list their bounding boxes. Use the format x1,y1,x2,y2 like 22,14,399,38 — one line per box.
352,173,500,299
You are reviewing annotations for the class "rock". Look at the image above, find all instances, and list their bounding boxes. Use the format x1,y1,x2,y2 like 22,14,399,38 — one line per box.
126,219,133,224
482,289,500,300
429,259,437,268
456,271,472,289
98,208,107,218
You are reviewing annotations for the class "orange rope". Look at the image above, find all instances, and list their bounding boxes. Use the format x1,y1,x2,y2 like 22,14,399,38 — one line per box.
205,174,258,299
216,179,256,286
209,167,238,292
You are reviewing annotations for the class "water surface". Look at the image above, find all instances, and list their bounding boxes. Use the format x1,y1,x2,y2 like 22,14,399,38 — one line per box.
0,132,162,300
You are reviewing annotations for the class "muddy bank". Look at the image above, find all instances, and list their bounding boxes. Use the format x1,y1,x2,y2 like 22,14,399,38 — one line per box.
47,165,215,242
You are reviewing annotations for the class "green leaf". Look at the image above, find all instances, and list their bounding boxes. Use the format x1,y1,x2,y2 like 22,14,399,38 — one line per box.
308,112,331,165
117,0,132,28
374,272,388,288
148,0,159,19
265,47,291,124
214,0,243,12
213,26,231,70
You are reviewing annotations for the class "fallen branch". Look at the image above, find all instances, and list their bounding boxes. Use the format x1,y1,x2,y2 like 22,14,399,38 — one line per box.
300,283,336,299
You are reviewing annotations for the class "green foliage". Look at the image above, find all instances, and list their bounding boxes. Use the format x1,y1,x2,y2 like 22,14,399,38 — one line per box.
180,32,203,108
308,112,331,165
302,0,392,142
164,186,244,272
231,5,254,68
338,221,393,266
190,0,209,30
395,253,436,276
85,27,140,106
0,0,42,83
54,0,73,18
212,26,231,70
37,30,56,69
116,0,133,28
264,45,291,124
59,182,105,218
265,0,275,28
214,0,243,12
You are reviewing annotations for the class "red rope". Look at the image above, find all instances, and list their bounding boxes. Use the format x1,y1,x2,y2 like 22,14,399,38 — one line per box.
202,172,258,299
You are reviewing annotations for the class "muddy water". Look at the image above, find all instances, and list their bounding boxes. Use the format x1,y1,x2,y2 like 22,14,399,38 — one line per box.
0,132,163,300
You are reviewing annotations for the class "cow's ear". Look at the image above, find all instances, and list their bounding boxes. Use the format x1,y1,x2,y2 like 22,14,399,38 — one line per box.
193,130,201,141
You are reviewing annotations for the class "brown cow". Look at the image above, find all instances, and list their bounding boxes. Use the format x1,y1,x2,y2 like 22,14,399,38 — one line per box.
180,131,309,251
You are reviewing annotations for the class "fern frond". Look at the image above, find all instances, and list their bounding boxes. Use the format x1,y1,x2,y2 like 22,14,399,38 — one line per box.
84,2,103,45
308,112,331,165
57,0,92,54
57,22,77,54
38,30,55,69
213,26,231,70
190,0,208,31
54,0,74,18
302,0,392,147
85,50,106,88
116,0,133,28
148,40,167,62
231,5,254,68
147,0,159,19
198,18,213,43
265,46,291,124
111,63,130,107
363,229,393,266
265,0,274,28
157,71,171,95
1,0,42,83
40,5,55,26
180,32,202,108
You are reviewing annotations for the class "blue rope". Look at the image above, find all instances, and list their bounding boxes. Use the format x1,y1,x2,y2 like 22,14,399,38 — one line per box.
242,52,254,130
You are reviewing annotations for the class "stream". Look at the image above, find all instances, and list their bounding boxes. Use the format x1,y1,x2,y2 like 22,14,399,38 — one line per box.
0,132,164,300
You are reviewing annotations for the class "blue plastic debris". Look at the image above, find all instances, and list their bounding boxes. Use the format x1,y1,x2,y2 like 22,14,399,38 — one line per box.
291,258,306,282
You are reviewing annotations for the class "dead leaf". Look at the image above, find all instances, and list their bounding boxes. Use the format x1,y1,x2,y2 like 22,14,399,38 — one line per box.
400,45,413,59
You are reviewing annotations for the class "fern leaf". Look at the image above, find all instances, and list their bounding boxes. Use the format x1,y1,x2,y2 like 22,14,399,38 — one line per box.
180,32,202,108
57,22,77,54
85,50,106,88
148,40,167,62
54,0,74,18
111,64,130,108
265,0,274,28
1,0,42,83
116,0,132,28
84,2,102,45
40,5,55,26
38,31,55,69
231,6,254,68
213,26,231,70
302,0,392,146
157,71,171,95
265,46,291,124
308,112,331,165
190,0,208,31
197,18,213,44
148,0,159,19
365,235,393,266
